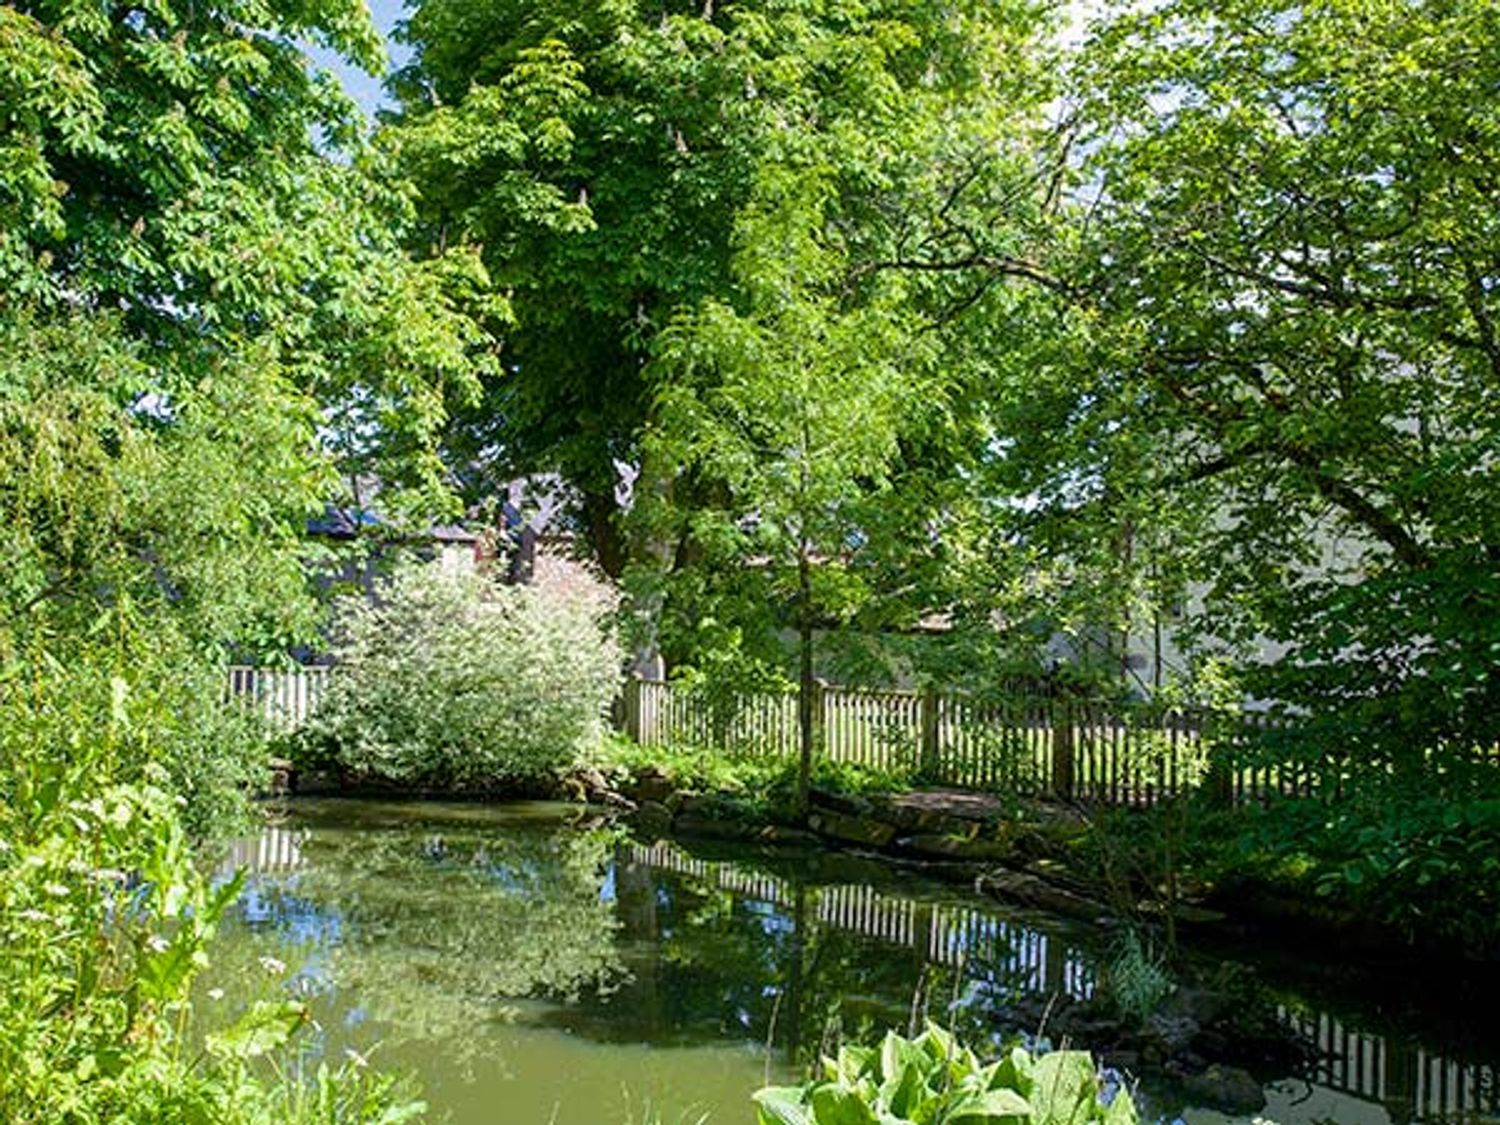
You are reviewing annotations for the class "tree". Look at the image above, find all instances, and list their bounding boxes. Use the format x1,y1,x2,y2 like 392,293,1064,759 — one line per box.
0,310,335,829
0,4,488,1115
384,2,753,570
1047,0,1500,763
630,0,1062,806
647,229,930,809
906,0,1500,766
383,0,1057,581
1,0,499,509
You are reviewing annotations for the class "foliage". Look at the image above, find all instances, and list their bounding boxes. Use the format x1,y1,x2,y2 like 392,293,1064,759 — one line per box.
623,0,1059,803
1080,772,1500,956
1,0,498,510
754,1024,1137,1125
386,0,1057,581
0,311,324,654
0,0,489,1113
603,735,910,820
1219,791,1500,956
301,564,621,787
209,803,625,1079
0,309,330,832
0,676,421,1123
968,0,1500,752
1098,931,1171,1028
666,644,796,751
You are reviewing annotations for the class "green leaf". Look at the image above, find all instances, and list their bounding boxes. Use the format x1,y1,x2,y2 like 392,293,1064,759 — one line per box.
991,1046,1034,1096
809,1084,883,1125
1104,1088,1138,1125
946,1087,1033,1124
1030,1051,1099,1125
205,1000,308,1060
878,1029,931,1115
754,1086,814,1125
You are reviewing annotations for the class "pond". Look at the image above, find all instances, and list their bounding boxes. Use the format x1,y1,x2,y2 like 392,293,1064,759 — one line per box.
210,800,1500,1124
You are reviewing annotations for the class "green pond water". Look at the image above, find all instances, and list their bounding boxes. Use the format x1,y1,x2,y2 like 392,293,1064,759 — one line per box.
210,799,1500,1125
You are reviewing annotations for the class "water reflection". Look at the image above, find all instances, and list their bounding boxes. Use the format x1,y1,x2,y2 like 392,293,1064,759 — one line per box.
213,802,1500,1125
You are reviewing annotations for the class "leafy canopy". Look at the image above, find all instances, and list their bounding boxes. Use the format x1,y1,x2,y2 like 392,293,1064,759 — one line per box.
2,0,500,506
386,0,1056,570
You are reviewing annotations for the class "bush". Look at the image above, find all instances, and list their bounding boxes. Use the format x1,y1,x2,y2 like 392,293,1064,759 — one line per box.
1226,791,1500,955
0,687,420,1123
303,563,621,788
0,637,270,840
754,1024,1138,1124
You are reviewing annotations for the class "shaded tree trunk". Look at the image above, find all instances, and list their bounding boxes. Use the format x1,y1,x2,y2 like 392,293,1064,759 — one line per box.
796,543,815,818
581,487,628,578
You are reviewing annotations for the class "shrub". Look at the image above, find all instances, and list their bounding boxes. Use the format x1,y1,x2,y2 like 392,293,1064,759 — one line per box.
754,1024,1138,1124
0,705,420,1123
0,637,270,840
303,562,621,788
1228,791,1500,955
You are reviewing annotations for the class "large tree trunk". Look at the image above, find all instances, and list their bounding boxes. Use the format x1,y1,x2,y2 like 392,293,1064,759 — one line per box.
580,487,628,578
620,447,680,679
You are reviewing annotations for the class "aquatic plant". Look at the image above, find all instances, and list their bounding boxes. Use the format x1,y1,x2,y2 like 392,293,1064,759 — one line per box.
754,1023,1137,1124
1100,930,1172,1027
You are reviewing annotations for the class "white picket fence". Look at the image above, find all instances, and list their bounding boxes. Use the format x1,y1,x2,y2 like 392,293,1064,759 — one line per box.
226,665,330,732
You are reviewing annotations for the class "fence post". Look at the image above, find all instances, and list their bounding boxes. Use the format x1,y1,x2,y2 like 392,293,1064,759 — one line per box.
813,679,828,751
919,687,941,779
1203,711,1235,808
622,676,644,742
1051,697,1075,800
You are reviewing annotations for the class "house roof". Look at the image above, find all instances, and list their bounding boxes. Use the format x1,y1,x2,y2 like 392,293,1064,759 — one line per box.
307,506,479,544
307,506,380,539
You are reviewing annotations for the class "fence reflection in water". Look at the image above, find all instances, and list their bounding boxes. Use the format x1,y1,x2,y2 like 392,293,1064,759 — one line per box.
223,825,1500,1124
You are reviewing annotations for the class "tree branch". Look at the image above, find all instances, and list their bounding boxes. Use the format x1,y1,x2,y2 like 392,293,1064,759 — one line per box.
851,253,1073,296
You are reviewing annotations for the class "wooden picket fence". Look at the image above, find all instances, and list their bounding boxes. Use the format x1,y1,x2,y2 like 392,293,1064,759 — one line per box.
226,665,330,733
224,665,1491,804
620,677,1325,806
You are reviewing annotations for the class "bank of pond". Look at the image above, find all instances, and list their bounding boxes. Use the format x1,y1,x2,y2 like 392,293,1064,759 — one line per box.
207,799,1500,1124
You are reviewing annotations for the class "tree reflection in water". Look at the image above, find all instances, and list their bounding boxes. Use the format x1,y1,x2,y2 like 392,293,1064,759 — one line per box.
214,801,1500,1125
211,802,625,1079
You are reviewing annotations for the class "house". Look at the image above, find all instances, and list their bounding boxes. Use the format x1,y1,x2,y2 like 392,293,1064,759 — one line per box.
305,505,485,602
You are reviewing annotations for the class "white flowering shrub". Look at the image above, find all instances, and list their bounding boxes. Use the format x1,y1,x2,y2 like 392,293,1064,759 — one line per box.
303,563,621,787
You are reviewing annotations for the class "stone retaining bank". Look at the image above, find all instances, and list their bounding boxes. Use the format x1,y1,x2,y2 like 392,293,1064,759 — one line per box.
618,767,1130,924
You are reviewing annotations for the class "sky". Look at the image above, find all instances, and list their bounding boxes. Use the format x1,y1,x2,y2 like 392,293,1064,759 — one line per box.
308,0,410,116
316,0,1108,118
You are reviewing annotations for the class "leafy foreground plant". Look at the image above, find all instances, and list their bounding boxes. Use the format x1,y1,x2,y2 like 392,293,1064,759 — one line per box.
0,755,422,1123
754,1024,1137,1124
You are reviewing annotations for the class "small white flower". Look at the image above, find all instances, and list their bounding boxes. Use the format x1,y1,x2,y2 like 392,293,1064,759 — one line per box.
43,883,70,899
146,934,170,953
258,955,287,976
207,988,225,1001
